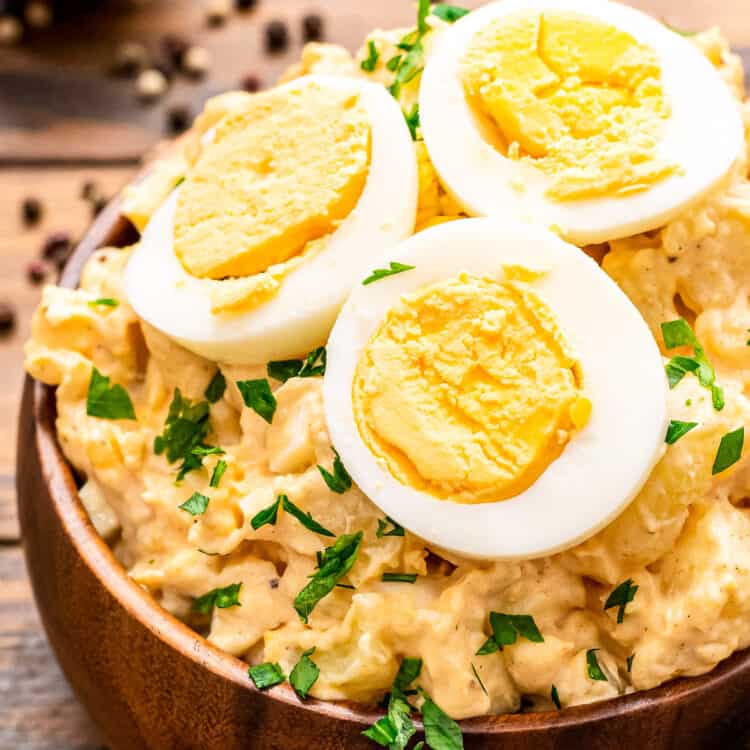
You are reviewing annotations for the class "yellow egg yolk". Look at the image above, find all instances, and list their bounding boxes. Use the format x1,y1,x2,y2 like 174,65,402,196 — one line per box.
460,11,676,201
173,83,371,291
352,271,591,504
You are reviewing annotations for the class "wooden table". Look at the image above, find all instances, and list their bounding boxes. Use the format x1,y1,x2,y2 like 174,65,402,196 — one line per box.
0,1,748,747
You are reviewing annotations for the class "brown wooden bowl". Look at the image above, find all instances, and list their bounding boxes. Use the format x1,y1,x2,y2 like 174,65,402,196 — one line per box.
16,192,750,750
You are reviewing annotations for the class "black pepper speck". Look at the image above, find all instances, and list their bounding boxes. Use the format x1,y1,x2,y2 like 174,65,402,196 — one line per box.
302,13,323,42
265,20,289,53
21,197,42,226
0,303,16,336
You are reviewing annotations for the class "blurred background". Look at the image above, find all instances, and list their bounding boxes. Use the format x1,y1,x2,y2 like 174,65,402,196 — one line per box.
0,1,748,748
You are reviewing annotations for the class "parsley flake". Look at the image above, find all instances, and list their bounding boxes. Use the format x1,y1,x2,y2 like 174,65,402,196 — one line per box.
665,419,698,445
627,654,635,672
586,649,608,682
712,427,744,475
361,40,380,72
204,370,226,403
290,648,320,699
604,579,638,623
281,494,335,537
88,297,119,308
237,378,277,423
376,516,405,538
317,448,352,494
386,0,431,99
86,368,136,421
191,582,242,614
294,531,363,623
210,459,227,488
489,612,544,647
404,103,420,140
475,637,500,655
386,54,402,72
267,346,326,383
381,572,418,583
551,684,561,710
431,3,470,22
363,261,416,285
250,496,281,530
421,689,464,750
178,492,209,516
248,662,285,690
471,663,487,696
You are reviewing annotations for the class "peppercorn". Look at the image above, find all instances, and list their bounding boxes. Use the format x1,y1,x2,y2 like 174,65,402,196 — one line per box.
91,197,108,218
42,231,71,261
206,0,231,27
161,33,189,68
21,197,42,226
235,0,257,9
264,19,289,53
136,68,168,102
112,41,148,77
27,260,47,285
81,180,99,202
166,104,191,135
181,45,210,78
240,73,261,93
302,13,323,42
0,303,16,336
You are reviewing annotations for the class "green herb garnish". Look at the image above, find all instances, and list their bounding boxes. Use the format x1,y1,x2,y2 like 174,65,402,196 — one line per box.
86,368,136,420
431,3,470,22
665,419,698,445
210,459,227,488
290,648,320,699
88,297,119,308
421,689,464,750
489,612,544,647
586,649,608,682
712,427,744,475
317,448,352,494
387,0,431,99
551,684,561,710
627,654,635,672
204,370,226,403
376,516,405,538
604,579,638,624
178,492,209,516
175,176,186,188
386,54,402,72
192,582,242,614
250,496,281,530
382,572,418,583
248,662,285,690
294,531,363,623
363,261,416,285
404,103,420,140
237,378,277,423
471,663,487,696
361,40,380,72
475,637,500,655
281,494,335,537
267,346,326,383
661,319,723,410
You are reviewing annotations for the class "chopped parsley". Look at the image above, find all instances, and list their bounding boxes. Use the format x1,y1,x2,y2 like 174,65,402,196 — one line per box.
191,582,242,614
178,492,209,516
362,658,421,748
290,648,320,699
551,684,561,710
363,261,416,285
471,663,487,696
281,494,335,537
586,649,608,682
174,176,186,187
627,654,635,673
267,346,326,383
361,40,380,72
712,427,744,475
421,689,464,750
475,637,500,656
604,579,638,624
86,368,136,420
88,297,119,308
318,448,352,494
153,389,219,481
387,0,430,99
404,103,420,140
661,319,724,410
250,496,281,530
665,419,698,445
489,612,544,647
431,3,470,22
376,516,405,538
386,54,401,72
248,662,285,690
204,370,226,403
381,572,418,583
294,531,363,623
237,378,277,423
209,459,227,488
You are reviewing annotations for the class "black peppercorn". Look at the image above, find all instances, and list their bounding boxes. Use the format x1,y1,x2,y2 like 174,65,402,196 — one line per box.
166,104,192,135
240,73,261,93
42,231,71,261
161,33,189,68
27,260,47,285
265,20,289,53
302,13,323,42
235,0,258,10
21,197,42,226
0,303,16,336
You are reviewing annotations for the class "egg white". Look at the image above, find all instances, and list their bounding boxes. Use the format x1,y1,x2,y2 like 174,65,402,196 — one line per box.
125,74,418,365
324,218,668,560
419,0,745,245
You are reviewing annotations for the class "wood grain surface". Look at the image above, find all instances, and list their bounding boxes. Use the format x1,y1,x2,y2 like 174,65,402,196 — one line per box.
1,0,749,747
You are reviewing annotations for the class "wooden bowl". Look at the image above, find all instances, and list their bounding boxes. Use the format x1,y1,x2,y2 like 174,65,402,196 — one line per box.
16,194,750,749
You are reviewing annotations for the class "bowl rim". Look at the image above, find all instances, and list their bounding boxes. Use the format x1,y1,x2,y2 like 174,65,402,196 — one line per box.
27,187,750,737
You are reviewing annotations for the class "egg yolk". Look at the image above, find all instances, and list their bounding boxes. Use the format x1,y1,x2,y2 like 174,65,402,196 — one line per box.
352,271,591,504
174,83,371,281
460,11,676,201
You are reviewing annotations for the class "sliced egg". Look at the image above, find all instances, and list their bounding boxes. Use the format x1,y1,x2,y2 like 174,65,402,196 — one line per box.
324,219,668,560
125,74,418,364
419,0,744,244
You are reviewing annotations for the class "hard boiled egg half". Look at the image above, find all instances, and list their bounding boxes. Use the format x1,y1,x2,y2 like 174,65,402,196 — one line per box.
420,0,744,244
125,74,418,364
324,219,668,559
